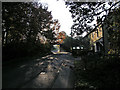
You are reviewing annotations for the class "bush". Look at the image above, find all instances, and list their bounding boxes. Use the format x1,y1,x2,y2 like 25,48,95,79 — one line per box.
2,41,52,61
74,54,120,89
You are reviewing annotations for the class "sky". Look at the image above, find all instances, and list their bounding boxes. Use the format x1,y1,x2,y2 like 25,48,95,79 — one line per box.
37,0,112,37
38,0,74,36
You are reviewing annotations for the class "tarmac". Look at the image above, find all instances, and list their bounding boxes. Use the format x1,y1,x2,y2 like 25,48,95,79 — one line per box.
3,52,75,89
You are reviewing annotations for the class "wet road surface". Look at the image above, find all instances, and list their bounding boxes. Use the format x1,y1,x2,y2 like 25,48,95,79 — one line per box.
3,52,75,88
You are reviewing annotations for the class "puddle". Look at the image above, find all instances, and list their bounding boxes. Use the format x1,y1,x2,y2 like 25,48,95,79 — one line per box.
40,72,46,75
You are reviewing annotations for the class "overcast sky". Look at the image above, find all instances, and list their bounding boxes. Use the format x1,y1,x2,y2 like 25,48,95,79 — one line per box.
38,0,112,37
38,0,74,36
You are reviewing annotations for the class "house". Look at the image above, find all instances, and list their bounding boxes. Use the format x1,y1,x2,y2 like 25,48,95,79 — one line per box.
84,8,120,55
89,24,104,53
83,22,104,54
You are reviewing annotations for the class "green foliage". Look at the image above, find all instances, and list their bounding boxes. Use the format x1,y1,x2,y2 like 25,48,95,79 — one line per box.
61,35,90,52
66,1,120,36
105,7,120,55
67,1,120,56
61,36,72,52
74,55,120,89
2,2,54,61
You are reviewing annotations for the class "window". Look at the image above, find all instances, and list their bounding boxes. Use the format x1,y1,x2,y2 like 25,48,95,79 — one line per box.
92,33,94,38
77,47,80,49
97,29,99,38
73,47,76,49
81,47,83,49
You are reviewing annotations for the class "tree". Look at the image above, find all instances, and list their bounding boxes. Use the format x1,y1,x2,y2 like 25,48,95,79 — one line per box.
56,31,66,44
105,7,120,55
61,35,90,52
66,1,120,36
2,2,56,60
61,36,72,52
2,2,53,45
42,19,61,45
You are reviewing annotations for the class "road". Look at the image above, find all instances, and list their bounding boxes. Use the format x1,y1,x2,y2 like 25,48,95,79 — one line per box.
3,52,75,88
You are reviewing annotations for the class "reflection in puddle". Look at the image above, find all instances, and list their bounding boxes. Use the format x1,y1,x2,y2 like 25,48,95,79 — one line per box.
36,59,40,61
41,55,51,59
49,57,54,59
39,62,44,65
20,65,26,68
40,72,46,75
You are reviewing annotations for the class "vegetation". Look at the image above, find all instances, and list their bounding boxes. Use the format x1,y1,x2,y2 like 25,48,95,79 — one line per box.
105,7,120,55
66,1,120,35
66,1,120,55
2,1,120,89
61,35,90,54
61,36,72,52
66,1,120,89
2,2,59,61
74,54,120,89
